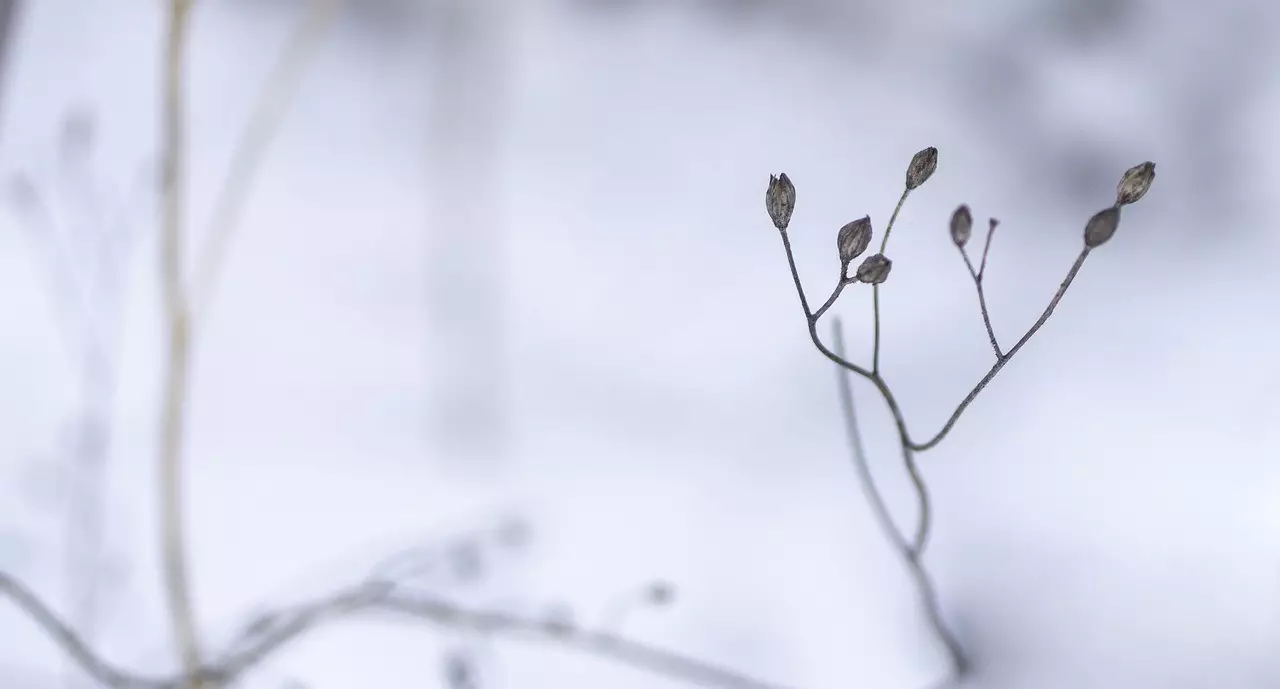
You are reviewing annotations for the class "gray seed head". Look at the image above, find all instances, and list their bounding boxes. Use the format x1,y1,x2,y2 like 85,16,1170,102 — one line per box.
1084,206,1121,248
838,216,873,266
766,173,796,230
855,253,893,284
905,146,938,190
1116,161,1155,206
950,204,973,247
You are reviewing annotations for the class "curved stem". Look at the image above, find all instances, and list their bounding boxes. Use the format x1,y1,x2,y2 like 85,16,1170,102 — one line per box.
158,3,204,688
830,320,907,552
910,248,1090,451
872,188,910,372
831,321,966,679
0,570,798,689
960,249,1002,358
190,0,343,322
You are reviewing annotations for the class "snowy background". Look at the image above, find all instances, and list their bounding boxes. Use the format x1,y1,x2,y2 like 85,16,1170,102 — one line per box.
2,1,1280,688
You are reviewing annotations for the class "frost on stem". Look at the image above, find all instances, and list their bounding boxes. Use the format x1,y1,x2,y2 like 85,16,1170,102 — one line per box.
905,146,937,190
766,173,796,230
1084,205,1121,248
1116,161,1156,206
838,216,873,271
855,253,892,284
949,204,973,247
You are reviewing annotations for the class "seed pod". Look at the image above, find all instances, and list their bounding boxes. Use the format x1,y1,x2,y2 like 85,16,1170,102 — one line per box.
1083,206,1121,248
1116,161,1155,206
837,216,873,265
766,173,796,230
950,204,973,247
855,253,892,284
905,146,938,190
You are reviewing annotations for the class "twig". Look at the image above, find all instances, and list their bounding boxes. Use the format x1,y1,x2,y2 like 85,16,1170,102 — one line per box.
780,229,1093,455
0,571,798,689
908,247,1090,452
190,0,343,322
0,572,172,689
158,3,204,688
958,244,1001,359
872,188,911,373
830,320,967,678
830,319,906,551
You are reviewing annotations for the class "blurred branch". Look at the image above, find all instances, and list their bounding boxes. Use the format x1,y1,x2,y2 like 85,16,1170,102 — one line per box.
190,0,343,322
0,570,797,689
158,2,203,689
0,572,171,689
829,319,967,676
156,1,343,685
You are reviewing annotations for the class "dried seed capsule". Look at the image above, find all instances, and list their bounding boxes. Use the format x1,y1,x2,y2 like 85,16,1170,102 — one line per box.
950,204,973,247
837,216,873,265
905,146,938,190
1116,161,1155,205
855,253,892,284
1083,206,1121,247
766,173,796,230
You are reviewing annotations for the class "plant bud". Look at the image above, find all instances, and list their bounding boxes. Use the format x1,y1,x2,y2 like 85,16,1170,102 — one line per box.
837,216,873,265
1115,161,1155,205
1083,206,1121,248
949,204,973,247
766,173,796,230
905,146,938,190
855,253,892,284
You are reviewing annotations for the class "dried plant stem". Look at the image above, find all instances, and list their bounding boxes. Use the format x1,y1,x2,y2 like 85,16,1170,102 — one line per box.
190,0,343,321
156,2,342,684
959,249,1001,358
909,247,1090,452
830,321,905,551
831,320,966,676
872,188,910,372
781,234,1093,455
159,2,203,688
0,571,796,689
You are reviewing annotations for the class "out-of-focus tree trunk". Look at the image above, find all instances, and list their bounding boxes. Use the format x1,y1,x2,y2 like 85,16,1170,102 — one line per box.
422,0,510,470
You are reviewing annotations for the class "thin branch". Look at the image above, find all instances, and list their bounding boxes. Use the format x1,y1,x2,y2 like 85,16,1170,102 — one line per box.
811,276,850,322
831,321,967,680
872,188,911,373
977,218,997,279
0,572,172,689
904,560,969,679
778,232,874,379
779,223,1095,456
908,247,1090,452
158,3,204,689
830,319,906,552
958,248,1001,359
878,188,910,255
778,229,813,319
189,0,343,322
0,571,799,689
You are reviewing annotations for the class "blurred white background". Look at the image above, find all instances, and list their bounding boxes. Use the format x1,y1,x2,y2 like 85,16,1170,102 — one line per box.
1,1,1279,688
